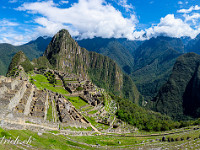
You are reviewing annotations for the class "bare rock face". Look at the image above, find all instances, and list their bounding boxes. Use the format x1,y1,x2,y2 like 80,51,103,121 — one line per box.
152,53,200,119
44,29,141,104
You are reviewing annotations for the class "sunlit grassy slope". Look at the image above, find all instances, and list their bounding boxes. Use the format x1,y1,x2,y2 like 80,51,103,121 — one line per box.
30,74,69,95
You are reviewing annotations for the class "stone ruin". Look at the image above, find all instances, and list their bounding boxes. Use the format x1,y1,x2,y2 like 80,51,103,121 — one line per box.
32,69,104,108
0,75,91,131
48,90,89,125
54,70,104,107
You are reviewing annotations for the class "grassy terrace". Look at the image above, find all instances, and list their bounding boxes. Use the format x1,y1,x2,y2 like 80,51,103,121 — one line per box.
29,74,69,95
47,99,53,122
64,96,110,131
62,126,93,131
0,128,92,150
88,110,98,115
65,96,88,110
0,126,200,149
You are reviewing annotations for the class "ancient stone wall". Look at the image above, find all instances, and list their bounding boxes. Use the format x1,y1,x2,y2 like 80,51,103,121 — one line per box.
8,81,27,110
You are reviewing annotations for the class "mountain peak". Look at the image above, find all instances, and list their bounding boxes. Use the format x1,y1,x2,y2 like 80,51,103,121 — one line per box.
44,29,81,72
7,51,33,77
53,29,73,42
43,29,142,104
58,29,71,36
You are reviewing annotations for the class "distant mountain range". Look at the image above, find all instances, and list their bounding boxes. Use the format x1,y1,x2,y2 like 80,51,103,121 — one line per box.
1,32,200,119
78,35,200,101
0,36,51,75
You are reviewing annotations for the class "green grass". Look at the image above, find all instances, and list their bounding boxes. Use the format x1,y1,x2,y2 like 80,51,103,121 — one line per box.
66,97,88,110
84,116,97,126
47,100,53,122
48,130,60,134
69,135,140,146
102,92,112,112
4,129,93,150
84,115,110,131
0,126,200,149
88,110,98,114
82,105,93,111
62,126,93,131
25,121,35,124
30,74,69,95
55,79,63,86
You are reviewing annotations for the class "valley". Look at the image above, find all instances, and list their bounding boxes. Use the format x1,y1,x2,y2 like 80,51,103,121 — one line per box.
1,29,200,150
2,0,200,149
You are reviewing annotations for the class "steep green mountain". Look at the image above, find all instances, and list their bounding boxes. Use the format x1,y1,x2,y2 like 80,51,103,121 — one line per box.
44,29,142,104
0,37,51,76
151,53,200,120
32,56,53,69
78,36,185,101
185,34,200,54
131,36,184,100
7,51,34,77
78,37,139,74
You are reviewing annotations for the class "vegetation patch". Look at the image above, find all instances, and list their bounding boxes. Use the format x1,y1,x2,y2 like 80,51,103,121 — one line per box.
88,110,98,115
66,97,88,110
47,99,53,122
62,126,93,131
30,74,69,95
44,71,57,85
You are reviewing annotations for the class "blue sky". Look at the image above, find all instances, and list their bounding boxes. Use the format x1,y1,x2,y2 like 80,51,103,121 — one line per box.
0,0,200,45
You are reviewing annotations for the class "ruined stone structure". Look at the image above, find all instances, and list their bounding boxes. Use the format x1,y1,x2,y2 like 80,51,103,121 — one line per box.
0,75,91,131
53,70,103,106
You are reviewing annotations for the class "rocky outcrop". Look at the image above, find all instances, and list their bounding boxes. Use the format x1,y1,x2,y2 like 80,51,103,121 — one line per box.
152,53,200,119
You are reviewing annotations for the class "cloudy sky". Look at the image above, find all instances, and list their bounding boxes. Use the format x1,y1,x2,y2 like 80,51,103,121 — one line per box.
0,0,200,45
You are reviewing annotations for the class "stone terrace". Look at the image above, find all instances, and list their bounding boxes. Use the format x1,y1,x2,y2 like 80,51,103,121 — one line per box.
0,75,92,131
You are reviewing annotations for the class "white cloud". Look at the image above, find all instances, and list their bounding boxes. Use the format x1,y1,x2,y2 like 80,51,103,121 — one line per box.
137,14,200,39
16,0,137,40
34,17,80,37
0,32,28,45
117,0,134,12
2,0,200,45
0,38,11,44
0,19,19,27
183,13,200,25
178,5,200,13
0,19,35,45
